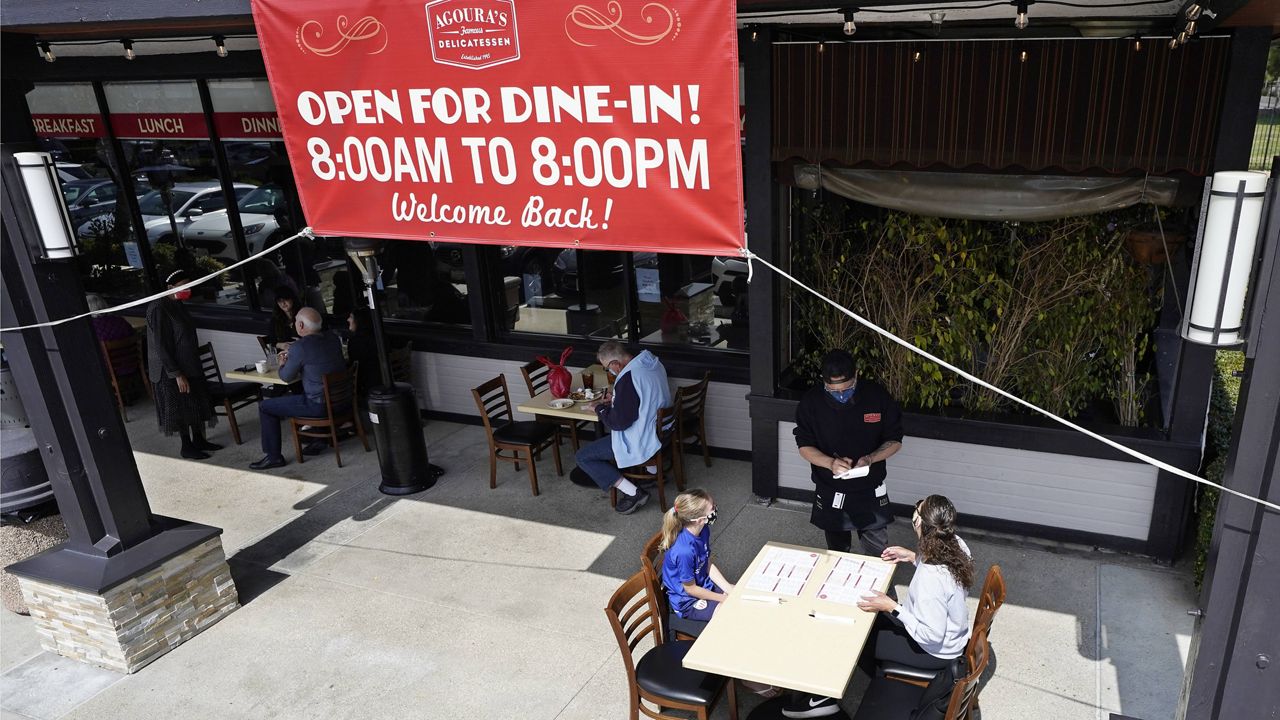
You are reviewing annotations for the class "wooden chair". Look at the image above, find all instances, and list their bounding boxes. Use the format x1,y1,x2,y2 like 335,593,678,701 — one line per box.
471,375,563,496
99,334,150,421
519,358,589,451
640,531,704,642
674,371,712,468
605,570,738,720
389,341,414,384
612,406,683,511
882,565,1006,689
197,343,260,445
288,366,370,467
851,627,992,720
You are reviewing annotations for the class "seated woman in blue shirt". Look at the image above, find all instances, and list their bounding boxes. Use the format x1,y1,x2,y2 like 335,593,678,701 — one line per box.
659,489,733,622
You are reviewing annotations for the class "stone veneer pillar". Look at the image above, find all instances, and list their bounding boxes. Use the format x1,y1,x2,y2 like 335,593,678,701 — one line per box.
17,536,239,673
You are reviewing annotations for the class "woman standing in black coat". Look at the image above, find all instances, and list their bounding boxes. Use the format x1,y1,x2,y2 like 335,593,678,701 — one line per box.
147,270,219,459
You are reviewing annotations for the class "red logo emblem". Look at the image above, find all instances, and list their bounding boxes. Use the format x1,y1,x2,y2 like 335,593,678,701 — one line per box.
425,0,520,70
863,413,882,423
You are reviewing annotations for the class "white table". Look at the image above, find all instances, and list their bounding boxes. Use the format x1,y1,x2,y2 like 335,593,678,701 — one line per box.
682,541,895,699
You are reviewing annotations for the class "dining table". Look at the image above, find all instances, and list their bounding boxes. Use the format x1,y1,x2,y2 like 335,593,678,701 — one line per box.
224,364,292,386
681,541,897,718
515,363,610,423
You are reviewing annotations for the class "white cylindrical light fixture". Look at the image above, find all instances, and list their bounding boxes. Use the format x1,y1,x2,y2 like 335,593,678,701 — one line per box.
1181,171,1270,346
13,152,79,260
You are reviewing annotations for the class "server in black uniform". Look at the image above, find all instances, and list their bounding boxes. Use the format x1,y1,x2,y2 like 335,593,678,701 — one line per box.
794,349,904,557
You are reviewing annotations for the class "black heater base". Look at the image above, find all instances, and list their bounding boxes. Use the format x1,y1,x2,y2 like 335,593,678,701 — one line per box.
367,384,438,496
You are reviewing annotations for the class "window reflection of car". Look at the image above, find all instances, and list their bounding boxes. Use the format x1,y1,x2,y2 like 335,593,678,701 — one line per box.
55,162,93,182
60,179,119,225
711,255,748,303
76,181,252,245
182,184,287,261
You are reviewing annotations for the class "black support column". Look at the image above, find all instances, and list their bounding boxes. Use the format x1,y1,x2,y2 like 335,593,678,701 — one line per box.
0,35,221,593
743,26,780,500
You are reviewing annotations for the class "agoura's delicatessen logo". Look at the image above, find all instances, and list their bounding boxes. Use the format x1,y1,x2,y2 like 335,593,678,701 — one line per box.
425,0,520,70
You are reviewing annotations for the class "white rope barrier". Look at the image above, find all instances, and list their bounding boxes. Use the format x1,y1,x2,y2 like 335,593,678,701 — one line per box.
743,250,1280,513
0,227,313,333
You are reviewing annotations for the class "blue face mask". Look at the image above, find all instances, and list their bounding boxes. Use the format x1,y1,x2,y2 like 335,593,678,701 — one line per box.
827,387,855,404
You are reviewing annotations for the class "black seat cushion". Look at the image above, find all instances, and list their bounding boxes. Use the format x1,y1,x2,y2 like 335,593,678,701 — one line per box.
879,661,941,683
668,612,708,640
210,381,259,401
635,640,725,706
494,420,557,446
850,676,926,720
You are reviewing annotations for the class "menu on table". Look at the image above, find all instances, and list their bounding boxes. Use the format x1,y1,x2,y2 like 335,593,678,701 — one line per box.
744,547,821,596
816,557,893,606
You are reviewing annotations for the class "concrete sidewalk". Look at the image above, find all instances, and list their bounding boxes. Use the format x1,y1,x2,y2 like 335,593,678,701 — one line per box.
0,414,1196,720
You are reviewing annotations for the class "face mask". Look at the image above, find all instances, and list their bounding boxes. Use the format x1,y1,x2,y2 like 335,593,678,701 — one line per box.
173,289,192,301
827,387,854,403
704,509,717,525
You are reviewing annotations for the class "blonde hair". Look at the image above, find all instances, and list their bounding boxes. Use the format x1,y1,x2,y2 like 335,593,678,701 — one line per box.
659,489,714,550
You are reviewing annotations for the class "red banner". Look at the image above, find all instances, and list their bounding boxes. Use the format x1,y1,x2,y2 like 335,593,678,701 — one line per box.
251,0,744,256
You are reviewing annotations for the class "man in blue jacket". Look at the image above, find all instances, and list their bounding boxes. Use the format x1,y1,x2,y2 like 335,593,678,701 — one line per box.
249,307,347,470
576,341,672,514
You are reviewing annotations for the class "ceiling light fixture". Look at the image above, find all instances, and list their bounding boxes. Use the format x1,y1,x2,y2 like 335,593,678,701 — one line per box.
1133,37,1142,51
842,8,857,36
1185,3,1202,20
122,39,135,60
1020,50,1028,62
38,41,55,63
214,35,228,58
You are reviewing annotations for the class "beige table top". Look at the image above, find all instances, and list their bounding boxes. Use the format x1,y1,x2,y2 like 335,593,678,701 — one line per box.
224,366,290,386
515,364,608,422
681,541,896,698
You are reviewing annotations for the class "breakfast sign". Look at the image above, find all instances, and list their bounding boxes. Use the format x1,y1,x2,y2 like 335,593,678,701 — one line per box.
251,0,744,255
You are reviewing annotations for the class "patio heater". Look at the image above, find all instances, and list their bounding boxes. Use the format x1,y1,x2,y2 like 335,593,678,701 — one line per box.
344,237,442,495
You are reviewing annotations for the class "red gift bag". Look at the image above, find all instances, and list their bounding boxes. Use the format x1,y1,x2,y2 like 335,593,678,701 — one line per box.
537,347,575,399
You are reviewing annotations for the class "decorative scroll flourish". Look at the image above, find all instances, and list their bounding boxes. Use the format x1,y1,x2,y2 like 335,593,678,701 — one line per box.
296,15,388,56
565,2,680,47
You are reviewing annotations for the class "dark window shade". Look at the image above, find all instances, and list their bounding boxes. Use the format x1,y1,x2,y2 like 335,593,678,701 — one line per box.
772,38,1229,176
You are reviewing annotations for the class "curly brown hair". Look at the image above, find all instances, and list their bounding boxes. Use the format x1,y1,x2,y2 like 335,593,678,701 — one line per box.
915,495,974,589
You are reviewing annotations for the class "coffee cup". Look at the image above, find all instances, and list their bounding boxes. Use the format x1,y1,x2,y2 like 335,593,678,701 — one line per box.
255,360,268,374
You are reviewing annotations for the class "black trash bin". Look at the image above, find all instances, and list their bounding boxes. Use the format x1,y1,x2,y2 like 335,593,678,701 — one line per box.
367,383,436,495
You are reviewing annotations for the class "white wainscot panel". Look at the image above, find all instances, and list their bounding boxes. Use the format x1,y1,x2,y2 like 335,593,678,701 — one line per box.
777,422,1157,541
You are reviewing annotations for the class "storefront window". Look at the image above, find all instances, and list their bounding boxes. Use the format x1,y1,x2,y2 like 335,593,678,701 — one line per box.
380,240,471,327
102,80,250,307
30,82,150,304
499,248,745,351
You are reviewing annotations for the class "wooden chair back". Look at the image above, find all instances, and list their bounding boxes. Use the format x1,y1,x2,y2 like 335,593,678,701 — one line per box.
100,334,144,377
944,627,991,720
640,531,670,641
605,571,666,690
972,565,1006,643
656,405,678,446
256,335,271,356
321,367,357,418
675,371,711,422
389,342,413,384
472,375,514,435
519,359,550,397
196,342,224,390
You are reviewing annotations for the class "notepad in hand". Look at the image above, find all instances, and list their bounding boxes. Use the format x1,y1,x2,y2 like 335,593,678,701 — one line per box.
833,465,870,480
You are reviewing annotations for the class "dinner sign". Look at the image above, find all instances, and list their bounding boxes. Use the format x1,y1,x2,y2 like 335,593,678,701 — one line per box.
251,0,745,256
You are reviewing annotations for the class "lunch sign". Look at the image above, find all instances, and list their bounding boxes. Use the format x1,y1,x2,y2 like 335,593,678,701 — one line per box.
251,0,745,256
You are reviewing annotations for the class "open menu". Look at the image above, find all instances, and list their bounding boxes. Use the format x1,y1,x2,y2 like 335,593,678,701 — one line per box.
744,547,821,597
816,557,893,606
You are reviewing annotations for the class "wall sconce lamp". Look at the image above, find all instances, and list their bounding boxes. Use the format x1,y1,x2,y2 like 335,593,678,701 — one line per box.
1181,171,1270,346
1013,1,1030,30
12,152,80,261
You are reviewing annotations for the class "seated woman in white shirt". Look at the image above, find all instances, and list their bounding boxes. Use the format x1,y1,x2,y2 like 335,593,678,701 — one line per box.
858,494,974,670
